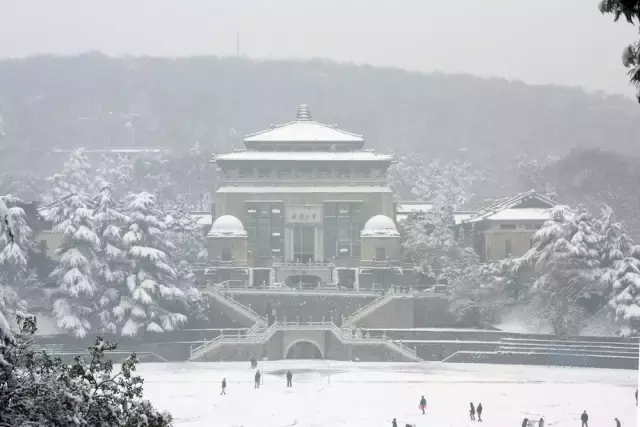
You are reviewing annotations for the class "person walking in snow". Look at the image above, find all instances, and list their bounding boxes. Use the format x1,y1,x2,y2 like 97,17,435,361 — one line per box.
581,410,589,427
286,370,293,388
469,402,476,421
419,395,427,414
539,417,544,427
615,417,621,427
221,378,227,395
254,370,261,389
391,418,397,427
522,418,529,427
476,403,483,422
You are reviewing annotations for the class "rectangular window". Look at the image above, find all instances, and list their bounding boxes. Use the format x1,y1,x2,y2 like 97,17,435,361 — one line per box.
246,201,285,259
376,247,386,261
505,240,512,258
324,201,363,259
499,224,517,230
221,247,232,261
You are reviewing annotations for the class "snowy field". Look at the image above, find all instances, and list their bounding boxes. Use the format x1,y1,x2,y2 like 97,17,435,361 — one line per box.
138,361,638,427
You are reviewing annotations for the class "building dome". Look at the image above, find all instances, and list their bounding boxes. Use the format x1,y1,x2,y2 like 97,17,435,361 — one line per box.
208,215,247,238
361,215,399,237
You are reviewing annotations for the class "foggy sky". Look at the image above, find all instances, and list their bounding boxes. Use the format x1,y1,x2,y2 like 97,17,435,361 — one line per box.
0,0,637,96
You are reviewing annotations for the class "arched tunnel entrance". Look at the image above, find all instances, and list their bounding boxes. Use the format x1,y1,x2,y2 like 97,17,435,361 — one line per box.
285,340,323,359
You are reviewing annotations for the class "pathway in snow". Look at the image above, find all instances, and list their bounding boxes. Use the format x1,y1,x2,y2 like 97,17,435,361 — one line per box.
138,361,638,427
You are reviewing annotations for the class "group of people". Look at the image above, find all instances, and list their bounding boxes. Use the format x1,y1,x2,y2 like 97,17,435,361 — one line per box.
219,369,294,394
469,402,483,421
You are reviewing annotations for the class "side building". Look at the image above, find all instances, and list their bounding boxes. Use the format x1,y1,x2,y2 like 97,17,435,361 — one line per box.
206,104,406,290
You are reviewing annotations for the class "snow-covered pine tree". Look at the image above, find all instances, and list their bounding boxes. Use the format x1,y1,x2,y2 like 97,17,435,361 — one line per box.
49,193,100,338
93,182,129,335
522,205,603,335
47,148,95,201
609,245,640,336
0,196,34,327
95,153,133,197
116,192,187,336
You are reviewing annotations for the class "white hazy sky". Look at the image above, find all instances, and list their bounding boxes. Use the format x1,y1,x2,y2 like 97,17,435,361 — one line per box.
0,0,637,96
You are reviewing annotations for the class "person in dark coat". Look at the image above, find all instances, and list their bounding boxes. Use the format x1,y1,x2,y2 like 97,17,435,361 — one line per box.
469,402,476,421
581,410,588,427
391,418,397,427
539,417,544,427
419,395,427,414
286,370,293,388
615,417,621,427
522,418,529,427
221,378,227,395
476,403,483,422
254,370,261,389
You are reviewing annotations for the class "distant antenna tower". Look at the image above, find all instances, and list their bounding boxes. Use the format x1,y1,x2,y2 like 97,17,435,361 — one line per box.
236,31,240,56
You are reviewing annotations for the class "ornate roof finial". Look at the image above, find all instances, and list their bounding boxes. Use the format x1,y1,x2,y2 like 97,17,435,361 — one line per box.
296,104,311,121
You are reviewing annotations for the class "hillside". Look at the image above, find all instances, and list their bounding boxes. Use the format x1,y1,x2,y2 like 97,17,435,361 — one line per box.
0,53,638,197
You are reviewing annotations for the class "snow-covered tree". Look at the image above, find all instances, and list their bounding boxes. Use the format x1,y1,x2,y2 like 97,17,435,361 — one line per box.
402,204,475,279
93,183,129,334
96,154,133,197
519,206,604,335
0,196,35,329
0,317,173,426
47,148,95,200
608,245,640,336
599,0,640,101
49,193,100,338
115,192,187,336
388,156,476,208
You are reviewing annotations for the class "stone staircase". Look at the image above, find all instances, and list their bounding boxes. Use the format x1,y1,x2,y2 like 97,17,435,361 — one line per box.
442,336,639,370
188,320,422,362
204,287,267,328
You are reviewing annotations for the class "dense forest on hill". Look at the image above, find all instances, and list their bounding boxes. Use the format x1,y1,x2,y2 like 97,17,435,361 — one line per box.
0,53,639,207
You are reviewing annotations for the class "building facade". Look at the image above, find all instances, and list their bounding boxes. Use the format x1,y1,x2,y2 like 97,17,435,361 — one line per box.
456,190,555,262
206,105,403,289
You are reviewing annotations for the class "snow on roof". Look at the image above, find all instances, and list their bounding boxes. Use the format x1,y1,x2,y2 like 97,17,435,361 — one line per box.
396,202,433,214
215,151,392,162
485,208,550,221
208,215,247,238
453,212,474,225
464,190,556,224
361,215,399,237
189,213,213,227
216,186,392,194
244,105,364,144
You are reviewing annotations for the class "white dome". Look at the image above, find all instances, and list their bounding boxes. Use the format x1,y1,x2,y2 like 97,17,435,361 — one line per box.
361,215,399,237
208,215,247,238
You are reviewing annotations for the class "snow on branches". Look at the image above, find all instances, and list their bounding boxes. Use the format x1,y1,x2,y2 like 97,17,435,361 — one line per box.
115,192,187,336
50,193,101,338
607,245,640,336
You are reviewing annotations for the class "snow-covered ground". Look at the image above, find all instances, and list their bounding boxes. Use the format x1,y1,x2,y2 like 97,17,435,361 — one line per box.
138,361,638,427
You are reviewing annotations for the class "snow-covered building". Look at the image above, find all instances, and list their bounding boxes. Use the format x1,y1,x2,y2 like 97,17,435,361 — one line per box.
456,190,556,262
208,104,402,289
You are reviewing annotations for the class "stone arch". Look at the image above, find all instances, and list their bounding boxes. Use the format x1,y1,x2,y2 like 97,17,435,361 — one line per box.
284,339,324,359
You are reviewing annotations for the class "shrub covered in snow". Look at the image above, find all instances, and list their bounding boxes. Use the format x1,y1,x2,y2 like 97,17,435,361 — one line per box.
0,316,173,426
